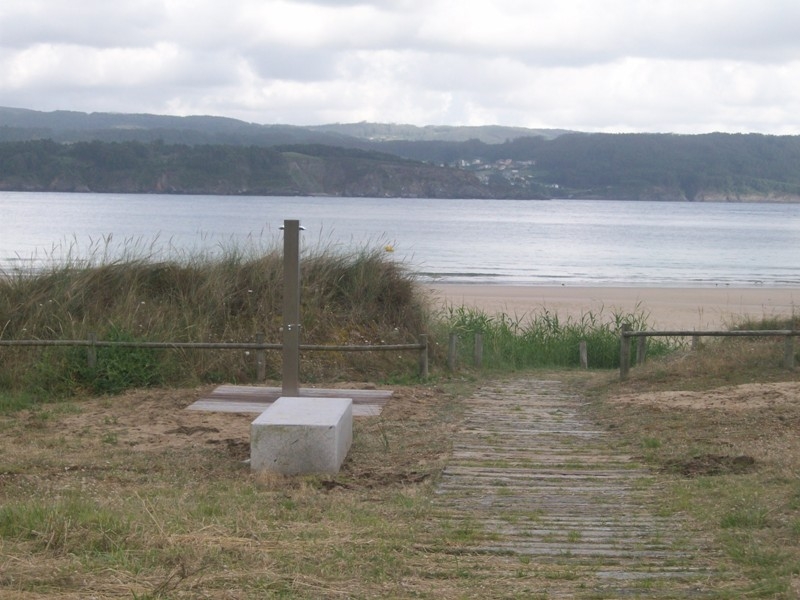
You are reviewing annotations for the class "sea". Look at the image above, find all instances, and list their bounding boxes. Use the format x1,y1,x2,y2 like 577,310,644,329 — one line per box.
2,191,798,287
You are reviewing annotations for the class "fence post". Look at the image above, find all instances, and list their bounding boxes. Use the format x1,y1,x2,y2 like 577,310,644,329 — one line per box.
87,332,97,369
692,335,700,351
255,332,266,381
474,333,483,369
418,334,429,379
636,336,647,365
619,324,631,381
785,335,795,370
448,332,458,372
579,340,588,369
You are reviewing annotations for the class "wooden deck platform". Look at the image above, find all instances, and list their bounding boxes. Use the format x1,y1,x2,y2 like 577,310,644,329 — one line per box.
186,385,393,417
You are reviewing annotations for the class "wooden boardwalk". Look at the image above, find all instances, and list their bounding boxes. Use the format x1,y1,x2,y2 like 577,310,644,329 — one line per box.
433,378,729,597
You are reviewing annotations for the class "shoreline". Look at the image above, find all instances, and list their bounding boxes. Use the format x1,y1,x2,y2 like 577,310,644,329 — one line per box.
425,284,799,330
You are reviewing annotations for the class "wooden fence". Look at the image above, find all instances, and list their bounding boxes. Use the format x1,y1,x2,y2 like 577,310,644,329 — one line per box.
0,333,430,380
619,324,798,380
6,328,794,383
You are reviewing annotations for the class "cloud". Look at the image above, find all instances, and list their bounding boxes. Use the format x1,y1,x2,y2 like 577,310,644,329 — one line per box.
0,0,166,48
1,0,799,132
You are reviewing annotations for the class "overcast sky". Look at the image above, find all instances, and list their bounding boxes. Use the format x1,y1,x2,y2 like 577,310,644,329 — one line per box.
2,0,799,134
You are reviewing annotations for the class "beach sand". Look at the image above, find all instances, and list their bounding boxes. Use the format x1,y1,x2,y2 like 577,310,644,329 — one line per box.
425,284,799,330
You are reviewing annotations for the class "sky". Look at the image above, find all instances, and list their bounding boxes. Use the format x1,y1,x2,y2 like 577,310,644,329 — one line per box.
2,0,800,134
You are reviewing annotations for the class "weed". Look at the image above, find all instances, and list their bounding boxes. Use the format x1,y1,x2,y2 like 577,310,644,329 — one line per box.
0,390,39,414
720,504,769,530
0,495,133,555
101,432,118,445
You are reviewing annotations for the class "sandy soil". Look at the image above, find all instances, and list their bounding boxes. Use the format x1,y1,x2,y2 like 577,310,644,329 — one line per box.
609,380,800,411
9,378,797,466
425,284,799,330
3,383,437,467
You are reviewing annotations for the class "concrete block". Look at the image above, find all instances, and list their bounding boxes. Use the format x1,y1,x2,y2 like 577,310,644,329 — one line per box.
250,397,353,475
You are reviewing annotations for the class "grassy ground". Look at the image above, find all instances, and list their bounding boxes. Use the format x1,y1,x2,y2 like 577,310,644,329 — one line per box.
585,332,800,598
0,381,478,599
2,332,799,597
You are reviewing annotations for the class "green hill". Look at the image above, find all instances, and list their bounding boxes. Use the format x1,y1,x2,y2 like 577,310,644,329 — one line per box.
1,107,799,201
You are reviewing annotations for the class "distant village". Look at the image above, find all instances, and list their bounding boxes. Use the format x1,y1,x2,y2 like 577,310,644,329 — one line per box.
451,158,559,190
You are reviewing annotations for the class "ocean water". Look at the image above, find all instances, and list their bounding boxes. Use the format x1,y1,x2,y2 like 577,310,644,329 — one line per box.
2,191,798,287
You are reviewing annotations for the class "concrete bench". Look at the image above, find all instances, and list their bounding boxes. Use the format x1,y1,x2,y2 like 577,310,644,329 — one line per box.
250,396,353,475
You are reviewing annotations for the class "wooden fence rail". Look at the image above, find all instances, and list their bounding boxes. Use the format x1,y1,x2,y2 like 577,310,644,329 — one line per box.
0,333,430,379
619,325,798,380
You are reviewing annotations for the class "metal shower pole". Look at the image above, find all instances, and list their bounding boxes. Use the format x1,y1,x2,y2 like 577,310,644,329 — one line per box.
281,220,302,396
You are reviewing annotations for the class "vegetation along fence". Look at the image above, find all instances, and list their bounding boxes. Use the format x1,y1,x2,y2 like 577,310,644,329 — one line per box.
6,328,795,385
0,333,430,380
619,324,798,380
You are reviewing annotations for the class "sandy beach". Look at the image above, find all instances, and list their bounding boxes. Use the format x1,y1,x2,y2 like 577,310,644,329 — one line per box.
425,284,799,330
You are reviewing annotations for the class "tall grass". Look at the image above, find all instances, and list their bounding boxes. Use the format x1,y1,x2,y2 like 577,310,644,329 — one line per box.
0,242,426,395
437,303,675,370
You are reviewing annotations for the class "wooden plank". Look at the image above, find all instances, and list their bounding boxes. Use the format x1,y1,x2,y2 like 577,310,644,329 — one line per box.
186,399,383,417
205,385,392,404
186,385,392,416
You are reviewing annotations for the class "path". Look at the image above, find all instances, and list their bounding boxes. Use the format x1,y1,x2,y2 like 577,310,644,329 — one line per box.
433,377,728,598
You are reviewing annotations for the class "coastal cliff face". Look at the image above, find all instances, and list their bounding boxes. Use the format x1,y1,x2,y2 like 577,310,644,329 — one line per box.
577,186,800,203
283,155,497,198
690,191,800,203
0,157,502,199
7,165,800,201
0,141,527,198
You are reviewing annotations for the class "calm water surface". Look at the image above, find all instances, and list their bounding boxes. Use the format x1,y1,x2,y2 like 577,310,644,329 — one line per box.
2,192,798,287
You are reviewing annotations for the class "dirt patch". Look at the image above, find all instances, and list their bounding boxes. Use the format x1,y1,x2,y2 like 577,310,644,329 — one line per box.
165,425,221,435
609,381,800,411
595,378,800,476
0,382,454,486
205,437,251,461
662,454,757,477
0,378,475,599
318,470,430,491
34,385,255,453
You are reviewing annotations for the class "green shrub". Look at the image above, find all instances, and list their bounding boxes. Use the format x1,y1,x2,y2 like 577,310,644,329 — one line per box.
438,304,676,370
72,326,168,394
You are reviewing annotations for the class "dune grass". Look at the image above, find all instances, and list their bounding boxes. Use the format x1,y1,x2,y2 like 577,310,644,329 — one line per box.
0,243,427,397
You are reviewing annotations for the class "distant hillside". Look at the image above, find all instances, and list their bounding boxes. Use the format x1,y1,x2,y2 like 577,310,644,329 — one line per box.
306,122,569,143
378,133,800,201
0,106,366,148
0,140,515,198
0,107,557,146
1,107,799,201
